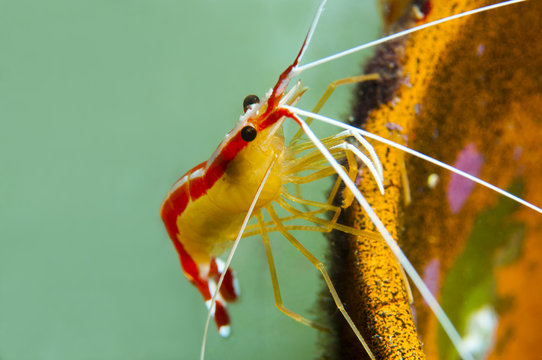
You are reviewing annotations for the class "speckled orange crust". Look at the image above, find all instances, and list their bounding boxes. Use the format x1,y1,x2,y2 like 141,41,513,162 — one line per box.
321,1,542,359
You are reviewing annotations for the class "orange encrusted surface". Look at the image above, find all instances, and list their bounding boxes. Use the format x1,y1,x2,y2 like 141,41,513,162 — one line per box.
323,0,542,359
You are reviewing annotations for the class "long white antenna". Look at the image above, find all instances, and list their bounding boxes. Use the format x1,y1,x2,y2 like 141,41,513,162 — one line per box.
293,0,527,75
285,109,474,360
284,106,542,215
200,158,277,360
296,0,328,66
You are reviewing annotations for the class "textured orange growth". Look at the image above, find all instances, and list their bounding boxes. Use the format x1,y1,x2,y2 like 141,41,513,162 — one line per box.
328,0,542,359
493,210,542,359
348,148,424,360
488,97,542,359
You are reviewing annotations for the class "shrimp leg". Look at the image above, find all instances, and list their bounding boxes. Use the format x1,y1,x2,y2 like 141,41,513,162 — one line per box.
265,203,376,360
255,210,329,332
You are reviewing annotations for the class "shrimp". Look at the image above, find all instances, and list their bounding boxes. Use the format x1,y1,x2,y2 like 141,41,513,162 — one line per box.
160,0,538,359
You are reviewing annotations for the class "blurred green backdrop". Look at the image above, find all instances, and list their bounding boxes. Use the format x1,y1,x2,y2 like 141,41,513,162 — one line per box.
0,0,379,359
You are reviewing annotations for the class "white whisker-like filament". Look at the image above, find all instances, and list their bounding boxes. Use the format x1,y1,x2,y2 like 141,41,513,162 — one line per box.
331,142,385,194
336,129,384,180
284,106,542,215
287,109,479,360
288,111,474,360
294,0,328,66
293,0,527,75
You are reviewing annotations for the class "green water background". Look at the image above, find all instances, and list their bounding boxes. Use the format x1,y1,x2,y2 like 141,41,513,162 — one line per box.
0,0,380,359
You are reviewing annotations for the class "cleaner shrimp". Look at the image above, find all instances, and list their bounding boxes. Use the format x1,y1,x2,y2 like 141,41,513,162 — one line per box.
160,0,539,359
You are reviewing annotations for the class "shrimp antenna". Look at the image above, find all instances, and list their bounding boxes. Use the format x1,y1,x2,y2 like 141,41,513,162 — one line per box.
284,106,542,214
200,158,277,360
265,0,327,111
295,0,327,66
293,0,527,75
281,107,475,360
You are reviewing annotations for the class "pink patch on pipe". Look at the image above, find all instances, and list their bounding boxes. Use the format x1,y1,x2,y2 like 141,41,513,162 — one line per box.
447,143,484,214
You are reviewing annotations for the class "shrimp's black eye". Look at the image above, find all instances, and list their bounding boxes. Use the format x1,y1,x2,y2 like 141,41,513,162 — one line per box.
243,94,260,112
240,125,257,142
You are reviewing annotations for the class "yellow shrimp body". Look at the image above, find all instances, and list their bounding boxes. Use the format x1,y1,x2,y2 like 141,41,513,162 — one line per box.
175,126,286,264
